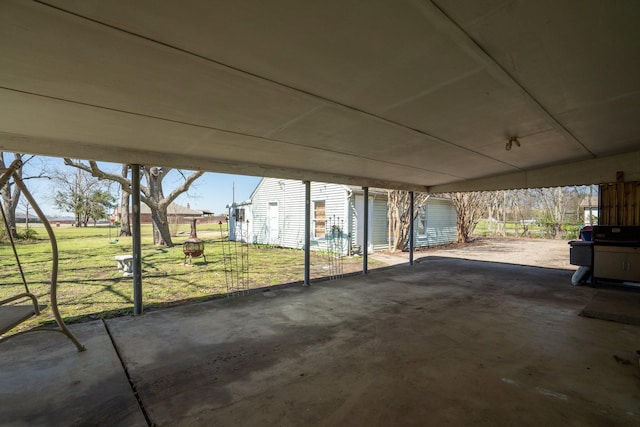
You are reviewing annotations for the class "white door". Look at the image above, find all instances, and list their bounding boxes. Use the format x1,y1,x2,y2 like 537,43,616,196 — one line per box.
267,202,279,245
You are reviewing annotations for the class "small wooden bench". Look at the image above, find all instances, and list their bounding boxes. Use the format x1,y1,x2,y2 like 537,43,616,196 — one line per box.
115,255,134,276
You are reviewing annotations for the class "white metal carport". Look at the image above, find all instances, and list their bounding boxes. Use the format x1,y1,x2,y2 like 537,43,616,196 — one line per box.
1,0,639,192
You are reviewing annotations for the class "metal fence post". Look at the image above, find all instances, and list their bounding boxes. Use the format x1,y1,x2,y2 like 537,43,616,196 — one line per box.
409,191,414,266
131,164,143,315
363,187,368,274
304,180,311,286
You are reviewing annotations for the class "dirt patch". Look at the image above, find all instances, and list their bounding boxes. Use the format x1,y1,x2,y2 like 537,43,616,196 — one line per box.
373,237,573,270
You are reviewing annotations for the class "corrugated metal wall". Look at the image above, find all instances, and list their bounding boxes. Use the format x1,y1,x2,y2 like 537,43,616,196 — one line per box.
599,182,640,226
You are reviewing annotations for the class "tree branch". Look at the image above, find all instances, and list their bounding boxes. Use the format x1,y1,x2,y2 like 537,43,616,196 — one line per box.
164,170,205,206
63,159,154,205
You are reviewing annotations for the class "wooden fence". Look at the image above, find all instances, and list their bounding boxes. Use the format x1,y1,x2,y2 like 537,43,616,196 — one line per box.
599,182,640,226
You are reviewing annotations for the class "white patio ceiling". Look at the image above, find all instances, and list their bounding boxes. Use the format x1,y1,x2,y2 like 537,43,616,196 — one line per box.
1,0,639,192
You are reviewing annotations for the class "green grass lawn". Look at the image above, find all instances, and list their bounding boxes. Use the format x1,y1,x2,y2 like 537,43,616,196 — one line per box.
1,223,376,332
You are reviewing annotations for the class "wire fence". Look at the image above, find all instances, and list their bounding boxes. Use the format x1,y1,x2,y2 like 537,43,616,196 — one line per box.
325,215,345,280
220,220,250,297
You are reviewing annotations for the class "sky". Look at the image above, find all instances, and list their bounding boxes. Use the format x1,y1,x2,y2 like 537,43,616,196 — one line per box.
15,155,262,217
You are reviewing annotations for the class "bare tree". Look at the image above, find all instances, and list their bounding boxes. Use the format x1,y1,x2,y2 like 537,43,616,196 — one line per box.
508,189,535,237
63,159,204,246
485,191,503,236
534,186,587,239
53,166,110,227
387,190,430,252
0,153,48,238
446,191,488,243
0,152,22,238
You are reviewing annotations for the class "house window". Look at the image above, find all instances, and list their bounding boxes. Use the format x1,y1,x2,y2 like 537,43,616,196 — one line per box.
417,206,427,235
235,208,245,222
313,201,326,238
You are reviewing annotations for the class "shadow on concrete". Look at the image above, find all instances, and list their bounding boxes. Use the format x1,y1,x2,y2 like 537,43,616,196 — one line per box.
2,258,639,426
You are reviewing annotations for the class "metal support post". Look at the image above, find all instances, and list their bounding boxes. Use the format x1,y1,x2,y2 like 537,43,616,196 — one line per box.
131,164,143,315
304,180,311,286
409,191,414,266
363,186,369,274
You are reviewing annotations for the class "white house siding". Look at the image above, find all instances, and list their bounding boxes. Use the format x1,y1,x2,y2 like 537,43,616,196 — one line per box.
371,196,389,251
350,192,388,253
349,196,358,249
251,178,303,247
227,201,252,242
310,182,350,253
250,178,349,252
414,198,457,247
231,181,454,253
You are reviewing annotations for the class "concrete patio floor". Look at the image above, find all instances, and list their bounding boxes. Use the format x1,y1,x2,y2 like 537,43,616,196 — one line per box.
1,257,639,426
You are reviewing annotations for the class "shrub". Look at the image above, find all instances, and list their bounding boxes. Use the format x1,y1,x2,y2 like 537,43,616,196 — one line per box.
18,228,38,241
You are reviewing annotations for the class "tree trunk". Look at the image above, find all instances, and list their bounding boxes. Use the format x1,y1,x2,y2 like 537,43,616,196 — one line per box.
0,153,22,238
387,190,429,252
145,167,174,246
151,208,173,247
119,190,132,236
118,164,132,236
449,191,487,243
1,189,19,238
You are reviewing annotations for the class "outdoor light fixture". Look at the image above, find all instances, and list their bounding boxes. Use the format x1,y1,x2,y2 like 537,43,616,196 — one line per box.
505,136,521,151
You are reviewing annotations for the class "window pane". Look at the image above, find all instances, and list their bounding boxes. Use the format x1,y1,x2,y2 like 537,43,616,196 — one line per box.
314,201,326,238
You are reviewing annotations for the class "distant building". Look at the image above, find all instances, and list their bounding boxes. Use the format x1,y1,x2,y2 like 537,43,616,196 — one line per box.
580,195,598,225
113,202,219,225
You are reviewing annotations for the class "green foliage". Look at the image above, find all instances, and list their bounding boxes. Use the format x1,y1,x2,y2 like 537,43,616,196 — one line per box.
53,166,115,227
473,219,582,240
87,189,116,224
54,189,115,226
17,227,38,240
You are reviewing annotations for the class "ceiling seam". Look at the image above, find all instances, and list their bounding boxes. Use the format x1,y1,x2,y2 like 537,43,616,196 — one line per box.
32,0,524,172
0,86,466,181
426,0,596,158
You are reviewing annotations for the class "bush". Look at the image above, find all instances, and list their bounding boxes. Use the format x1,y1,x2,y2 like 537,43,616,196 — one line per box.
18,228,38,240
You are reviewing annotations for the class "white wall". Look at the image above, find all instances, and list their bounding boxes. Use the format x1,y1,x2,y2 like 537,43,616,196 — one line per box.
250,178,349,251
228,203,252,242
414,198,457,247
